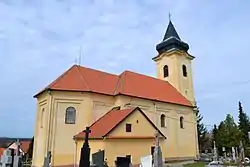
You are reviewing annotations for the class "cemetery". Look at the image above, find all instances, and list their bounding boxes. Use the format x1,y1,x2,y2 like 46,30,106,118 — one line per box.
0,127,164,167
1,130,250,167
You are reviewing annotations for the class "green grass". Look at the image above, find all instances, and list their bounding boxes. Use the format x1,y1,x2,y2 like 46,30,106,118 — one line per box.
183,162,207,167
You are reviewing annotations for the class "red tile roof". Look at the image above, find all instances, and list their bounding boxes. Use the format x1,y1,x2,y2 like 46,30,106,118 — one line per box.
74,107,166,139
35,65,192,107
0,147,5,155
20,140,31,154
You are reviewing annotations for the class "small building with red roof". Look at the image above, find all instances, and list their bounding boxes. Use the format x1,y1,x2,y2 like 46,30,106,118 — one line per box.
0,147,6,156
8,140,31,156
32,20,199,167
74,107,166,166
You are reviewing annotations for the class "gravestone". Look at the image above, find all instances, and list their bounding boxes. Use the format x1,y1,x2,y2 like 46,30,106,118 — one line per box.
239,141,245,167
92,150,105,167
140,155,152,167
153,131,163,167
0,149,13,167
115,156,131,167
232,147,236,162
13,140,21,167
79,127,92,167
212,141,218,161
43,151,52,167
9,148,14,167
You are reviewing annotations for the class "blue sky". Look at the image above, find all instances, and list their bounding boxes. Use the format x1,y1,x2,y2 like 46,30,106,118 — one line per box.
1,0,250,137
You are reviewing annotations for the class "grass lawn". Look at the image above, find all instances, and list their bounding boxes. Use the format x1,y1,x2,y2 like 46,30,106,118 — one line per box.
183,162,207,167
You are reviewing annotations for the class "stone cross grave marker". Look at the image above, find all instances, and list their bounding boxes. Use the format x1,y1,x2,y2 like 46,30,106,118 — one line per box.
0,149,13,167
213,141,218,161
92,150,105,167
43,151,52,167
153,130,163,167
239,141,245,167
140,155,152,167
79,126,92,167
13,140,22,167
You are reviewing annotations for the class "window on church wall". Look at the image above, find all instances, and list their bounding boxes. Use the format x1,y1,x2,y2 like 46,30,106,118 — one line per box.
160,114,166,128
65,107,76,124
180,116,184,129
182,65,187,77
163,65,169,78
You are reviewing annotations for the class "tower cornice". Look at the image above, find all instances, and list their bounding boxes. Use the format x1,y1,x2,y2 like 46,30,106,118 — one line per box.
152,50,195,62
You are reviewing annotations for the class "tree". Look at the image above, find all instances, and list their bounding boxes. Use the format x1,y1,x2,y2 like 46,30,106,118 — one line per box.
195,105,209,152
216,114,241,155
238,101,250,145
238,101,250,156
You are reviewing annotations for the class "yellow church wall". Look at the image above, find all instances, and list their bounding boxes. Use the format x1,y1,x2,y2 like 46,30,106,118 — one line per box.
154,50,195,104
33,90,117,167
108,108,160,137
104,139,165,167
32,90,198,167
32,91,51,167
113,94,198,160
105,108,166,166
51,91,116,166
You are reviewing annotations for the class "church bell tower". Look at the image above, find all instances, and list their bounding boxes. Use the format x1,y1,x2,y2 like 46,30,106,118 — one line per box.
153,19,195,105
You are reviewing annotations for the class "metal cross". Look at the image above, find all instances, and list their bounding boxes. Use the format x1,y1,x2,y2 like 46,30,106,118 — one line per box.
84,127,91,143
154,130,160,147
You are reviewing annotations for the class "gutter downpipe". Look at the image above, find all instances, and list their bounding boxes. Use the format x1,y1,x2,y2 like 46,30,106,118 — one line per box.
45,90,53,156
193,105,199,160
153,102,158,126
73,139,77,167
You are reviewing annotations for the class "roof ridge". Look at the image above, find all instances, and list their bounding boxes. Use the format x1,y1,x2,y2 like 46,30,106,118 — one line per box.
123,70,156,80
116,70,191,106
34,65,77,97
78,65,118,77
103,108,136,137
136,108,166,139
75,65,91,91
113,71,126,95
47,65,76,89
74,108,128,139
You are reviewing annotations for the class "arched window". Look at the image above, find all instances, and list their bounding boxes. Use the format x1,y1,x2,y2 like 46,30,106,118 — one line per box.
182,65,187,77
180,116,184,129
160,114,166,127
163,65,169,78
65,107,76,124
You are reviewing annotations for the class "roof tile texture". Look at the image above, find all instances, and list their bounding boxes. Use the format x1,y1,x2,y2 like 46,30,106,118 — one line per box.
36,65,191,107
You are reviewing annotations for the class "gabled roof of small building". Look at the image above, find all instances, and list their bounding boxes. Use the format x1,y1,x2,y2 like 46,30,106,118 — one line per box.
8,140,31,154
74,107,166,139
19,140,31,154
34,65,192,107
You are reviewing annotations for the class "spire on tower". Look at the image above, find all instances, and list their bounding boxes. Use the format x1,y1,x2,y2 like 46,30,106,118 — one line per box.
163,20,181,41
155,17,189,54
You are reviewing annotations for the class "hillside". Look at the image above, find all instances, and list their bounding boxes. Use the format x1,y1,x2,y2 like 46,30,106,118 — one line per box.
0,137,32,148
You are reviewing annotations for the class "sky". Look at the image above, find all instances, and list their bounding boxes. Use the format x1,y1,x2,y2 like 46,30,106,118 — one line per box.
1,0,250,137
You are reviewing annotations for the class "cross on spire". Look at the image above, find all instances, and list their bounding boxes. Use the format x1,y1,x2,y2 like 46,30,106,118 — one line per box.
168,12,171,22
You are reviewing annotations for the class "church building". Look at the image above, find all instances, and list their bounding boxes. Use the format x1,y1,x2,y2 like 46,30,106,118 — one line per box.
32,20,199,167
